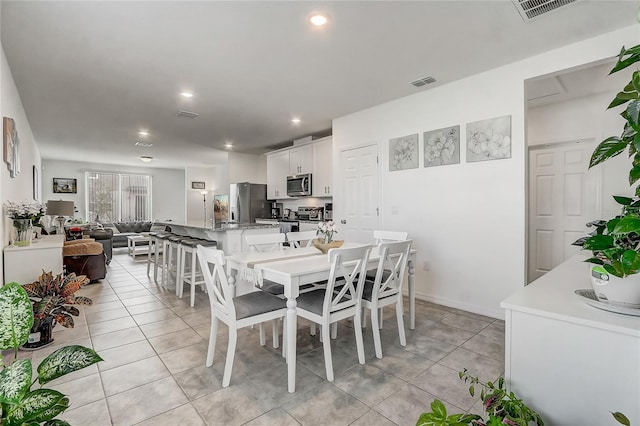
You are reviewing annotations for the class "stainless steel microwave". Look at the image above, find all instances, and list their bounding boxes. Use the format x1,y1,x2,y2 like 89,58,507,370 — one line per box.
287,174,312,197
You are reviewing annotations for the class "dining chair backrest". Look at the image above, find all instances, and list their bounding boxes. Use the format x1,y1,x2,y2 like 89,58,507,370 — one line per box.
324,245,372,315
286,230,317,248
371,240,412,299
197,245,236,322
373,230,408,244
245,233,285,252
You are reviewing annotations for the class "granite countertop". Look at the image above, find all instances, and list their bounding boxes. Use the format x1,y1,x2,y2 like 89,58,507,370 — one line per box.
155,221,279,232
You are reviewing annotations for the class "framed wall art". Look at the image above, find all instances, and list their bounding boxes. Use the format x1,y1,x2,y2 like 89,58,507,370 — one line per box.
466,115,512,162
389,133,419,171
3,117,20,178
53,177,77,194
423,125,460,167
191,181,206,190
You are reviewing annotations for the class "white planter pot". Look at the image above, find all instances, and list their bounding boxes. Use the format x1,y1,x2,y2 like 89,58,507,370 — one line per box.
590,265,640,308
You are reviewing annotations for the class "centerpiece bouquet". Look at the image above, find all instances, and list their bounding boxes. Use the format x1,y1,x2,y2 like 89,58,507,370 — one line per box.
3,200,46,245
314,220,343,253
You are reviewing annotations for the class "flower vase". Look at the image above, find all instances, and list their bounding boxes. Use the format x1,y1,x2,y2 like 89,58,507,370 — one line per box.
312,238,344,254
13,219,33,247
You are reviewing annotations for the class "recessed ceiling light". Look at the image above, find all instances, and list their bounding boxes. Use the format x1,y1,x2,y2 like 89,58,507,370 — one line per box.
140,156,153,163
291,118,301,124
180,92,193,98
134,141,153,148
138,130,149,137
310,14,328,26
224,142,233,149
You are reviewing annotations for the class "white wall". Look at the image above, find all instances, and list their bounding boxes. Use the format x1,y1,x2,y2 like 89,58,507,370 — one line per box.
332,25,639,319
41,159,185,223
1,46,41,272
228,152,266,184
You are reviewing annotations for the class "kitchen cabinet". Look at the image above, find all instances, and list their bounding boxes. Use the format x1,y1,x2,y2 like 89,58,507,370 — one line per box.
289,145,312,175
266,150,289,199
312,137,332,196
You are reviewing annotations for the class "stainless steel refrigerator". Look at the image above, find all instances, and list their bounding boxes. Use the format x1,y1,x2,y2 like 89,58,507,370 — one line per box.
228,182,270,224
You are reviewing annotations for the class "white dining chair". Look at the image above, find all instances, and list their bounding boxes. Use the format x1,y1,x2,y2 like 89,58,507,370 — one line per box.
245,233,285,253
286,230,317,248
362,239,412,358
294,245,371,382
196,245,287,388
245,233,287,296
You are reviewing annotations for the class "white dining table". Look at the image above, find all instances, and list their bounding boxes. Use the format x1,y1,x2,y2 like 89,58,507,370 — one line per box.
225,243,417,393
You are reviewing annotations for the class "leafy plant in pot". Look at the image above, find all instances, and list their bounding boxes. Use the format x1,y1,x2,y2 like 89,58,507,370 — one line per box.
577,43,640,307
21,271,92,349
0,282,102,425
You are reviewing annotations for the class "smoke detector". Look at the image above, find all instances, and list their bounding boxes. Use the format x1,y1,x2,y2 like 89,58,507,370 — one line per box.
511,0,577,21
177,110,200,118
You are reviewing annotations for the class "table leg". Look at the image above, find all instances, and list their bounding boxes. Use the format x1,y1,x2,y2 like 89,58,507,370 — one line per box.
227,270,237,298
408,258,415,330
286,297,297,393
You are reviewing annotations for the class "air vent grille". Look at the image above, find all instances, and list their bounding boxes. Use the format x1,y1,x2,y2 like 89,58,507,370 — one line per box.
512,0,577,21
134,141,153,148
177,110,200,118
410,76,437,88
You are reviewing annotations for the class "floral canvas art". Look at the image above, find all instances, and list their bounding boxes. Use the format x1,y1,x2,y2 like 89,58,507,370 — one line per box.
423,125,460,167
389,133,419,171
466,115,511,162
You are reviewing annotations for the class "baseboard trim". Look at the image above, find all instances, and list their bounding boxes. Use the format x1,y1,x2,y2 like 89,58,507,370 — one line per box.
405,290,505,321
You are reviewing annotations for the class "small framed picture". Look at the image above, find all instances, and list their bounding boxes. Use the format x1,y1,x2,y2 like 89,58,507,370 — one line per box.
191,181,205,189
53,177,77,194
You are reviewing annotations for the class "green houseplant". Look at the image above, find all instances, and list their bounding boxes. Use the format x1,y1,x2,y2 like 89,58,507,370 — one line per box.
21,272,92,349
416,369,544,426
0,282,102,425
577,43,640,306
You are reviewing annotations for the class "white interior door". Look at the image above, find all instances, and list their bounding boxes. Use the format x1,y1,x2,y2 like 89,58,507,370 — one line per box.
339,144,380,243
528,140,600,283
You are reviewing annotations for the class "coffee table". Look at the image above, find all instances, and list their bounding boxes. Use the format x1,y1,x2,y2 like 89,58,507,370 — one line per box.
127,234,149,257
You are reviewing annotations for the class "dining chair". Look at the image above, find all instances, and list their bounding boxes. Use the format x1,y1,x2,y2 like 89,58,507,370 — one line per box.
286,230,317,248
362,239,412,358
295,245,372,382
245,233,287,296
196,245,287,388
245,233,285,253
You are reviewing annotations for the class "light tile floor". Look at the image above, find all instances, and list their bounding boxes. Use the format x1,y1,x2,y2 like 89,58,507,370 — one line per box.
8,252,505,425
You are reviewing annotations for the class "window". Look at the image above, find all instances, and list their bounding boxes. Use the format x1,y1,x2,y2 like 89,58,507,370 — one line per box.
86,172,152,222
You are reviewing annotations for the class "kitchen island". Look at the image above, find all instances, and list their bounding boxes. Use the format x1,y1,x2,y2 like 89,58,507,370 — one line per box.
501,255,640,425
156,222,279,255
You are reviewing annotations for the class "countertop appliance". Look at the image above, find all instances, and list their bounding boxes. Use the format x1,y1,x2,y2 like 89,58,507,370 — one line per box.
228,182,270,224
287,174,312,197
324,202,333,220
297,206,323,221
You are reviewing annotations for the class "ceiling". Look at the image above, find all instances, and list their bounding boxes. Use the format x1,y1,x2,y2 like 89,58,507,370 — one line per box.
1,1,638,169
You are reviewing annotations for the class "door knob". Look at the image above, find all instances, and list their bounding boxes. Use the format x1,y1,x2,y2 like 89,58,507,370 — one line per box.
341,219,347,224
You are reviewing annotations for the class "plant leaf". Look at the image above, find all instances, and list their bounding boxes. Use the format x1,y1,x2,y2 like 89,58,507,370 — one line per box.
5,389,65,426
612,411,631,426
42,420,72,426
430,399,447,418
0,282,34,351
611,46,640,74
589,137,627,168
31,396,69,423
621,250,640,275
613,196,634,206
37,345,103,385
609,90,640,109
612,216,640,234
582,235,615,250
0,358,32,403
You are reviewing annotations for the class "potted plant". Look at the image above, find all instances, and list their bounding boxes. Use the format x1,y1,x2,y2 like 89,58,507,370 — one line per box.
577,43,640,307
3,200,46,246
0,281,102,425
21,271,92,349
417,369,544,426
313,220,343,253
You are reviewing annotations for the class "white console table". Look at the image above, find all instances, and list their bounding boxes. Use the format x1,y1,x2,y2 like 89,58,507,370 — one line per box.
3,235,65,284
501,255,640,425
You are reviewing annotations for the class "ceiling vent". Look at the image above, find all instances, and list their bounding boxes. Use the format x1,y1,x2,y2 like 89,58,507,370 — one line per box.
134,141,153,148
512,0,577,21
177,110,200,118
410,76,437,88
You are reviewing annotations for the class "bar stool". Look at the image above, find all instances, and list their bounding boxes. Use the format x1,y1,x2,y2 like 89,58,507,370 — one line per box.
177,238,217,307
146,231,165,281
161,234,184,290
154,233,173,285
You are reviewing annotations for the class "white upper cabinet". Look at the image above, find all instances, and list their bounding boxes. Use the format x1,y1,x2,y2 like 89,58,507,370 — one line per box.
266,150,289,199
267,137,332,199
289,145,313,175
312,137,332,197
